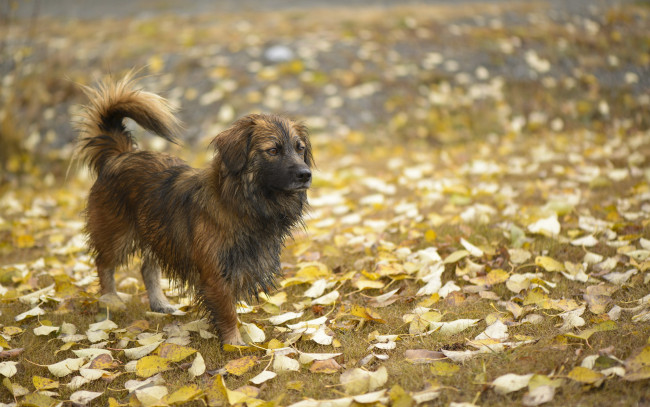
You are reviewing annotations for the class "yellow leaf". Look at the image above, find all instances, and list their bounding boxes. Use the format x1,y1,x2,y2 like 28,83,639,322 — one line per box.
15,234,35,249
564,321,617,341
266,339,285,350
0,336,10,349
469,269,509,286
286,381,304,391
148,55,164,74
295,262,331,280
624,346,650,381
33,375,59,391
567,366,605,384
3,327,22,337
156,343,196,363
164,384,203,405
350,305,386,323
389,384,415,407
225,355,258,376
429,361,460,377
425,230,437,242
354,279,385,290
21,392,57,407
523,288,551,308
135,355,171,378
375,262,405,276
535,256,565,272
263,291,287,306
222,343,251,352
417,294,440,307
204,375,228,406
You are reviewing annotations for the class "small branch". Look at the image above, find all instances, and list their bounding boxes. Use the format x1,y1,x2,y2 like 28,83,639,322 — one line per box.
0,348,24,359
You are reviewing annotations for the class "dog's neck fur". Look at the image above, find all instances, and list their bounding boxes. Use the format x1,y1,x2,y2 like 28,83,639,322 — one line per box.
191,161,307,299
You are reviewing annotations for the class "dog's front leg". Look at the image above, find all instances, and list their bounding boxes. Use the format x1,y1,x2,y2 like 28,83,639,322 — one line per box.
199,269,244,346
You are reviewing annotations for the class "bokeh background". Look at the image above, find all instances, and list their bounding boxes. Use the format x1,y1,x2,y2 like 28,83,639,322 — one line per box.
2,0,648,187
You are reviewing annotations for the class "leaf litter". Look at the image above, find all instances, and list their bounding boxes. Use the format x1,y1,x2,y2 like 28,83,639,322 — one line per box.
0,0,649,406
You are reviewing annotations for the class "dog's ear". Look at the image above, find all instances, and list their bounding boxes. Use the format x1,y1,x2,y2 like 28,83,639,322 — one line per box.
295,122,314,168
212,115,257,174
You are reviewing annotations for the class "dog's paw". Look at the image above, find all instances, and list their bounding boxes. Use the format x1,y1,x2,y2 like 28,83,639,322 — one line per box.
150,301,177,314
223,330,246,346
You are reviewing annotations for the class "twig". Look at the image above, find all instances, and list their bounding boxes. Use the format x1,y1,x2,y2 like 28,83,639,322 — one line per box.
0,348,24,359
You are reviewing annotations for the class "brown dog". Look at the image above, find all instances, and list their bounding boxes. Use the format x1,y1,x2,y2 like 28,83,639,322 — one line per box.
75,74,312,345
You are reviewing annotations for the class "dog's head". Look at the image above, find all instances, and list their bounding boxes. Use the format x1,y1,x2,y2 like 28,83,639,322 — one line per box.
212,114,313,192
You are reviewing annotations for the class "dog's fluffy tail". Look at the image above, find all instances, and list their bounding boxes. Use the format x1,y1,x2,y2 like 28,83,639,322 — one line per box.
74,72,180,175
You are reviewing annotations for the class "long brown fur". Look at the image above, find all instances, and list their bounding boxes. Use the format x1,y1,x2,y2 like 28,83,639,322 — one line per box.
75,74,312,345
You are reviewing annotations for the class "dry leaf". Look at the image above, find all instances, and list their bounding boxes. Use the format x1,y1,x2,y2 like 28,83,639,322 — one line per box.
225,355,258,376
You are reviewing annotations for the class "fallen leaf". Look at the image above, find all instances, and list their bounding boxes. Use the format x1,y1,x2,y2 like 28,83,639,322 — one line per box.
567,366,605,384
0,362,17,378
33,376,59,391
164,384,202,405
188,352,205,377
492,373,533,395
156,343,196,363
624,346,650,381
273,355,300,372
33,325,59,336
523,385,555,406
225,355,258,376
535,256,565,272
135,355,171,378
70,390,103,405
309,358,341,374
430,361,460,376
528,215,561,236
250,370,277,385
124,342,162,360
404,349,446,364
340,366,387,395
48,358,85,377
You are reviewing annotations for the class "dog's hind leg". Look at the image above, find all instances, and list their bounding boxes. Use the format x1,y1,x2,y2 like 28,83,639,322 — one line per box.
95,254,130,310
141,254,176,314
97,255,118,296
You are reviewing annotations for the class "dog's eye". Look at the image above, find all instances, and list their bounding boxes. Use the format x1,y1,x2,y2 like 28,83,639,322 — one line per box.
296,144,305,153
267,148,279,156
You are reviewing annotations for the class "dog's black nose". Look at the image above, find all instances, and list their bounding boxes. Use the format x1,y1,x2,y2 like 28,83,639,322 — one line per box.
296,168,311,182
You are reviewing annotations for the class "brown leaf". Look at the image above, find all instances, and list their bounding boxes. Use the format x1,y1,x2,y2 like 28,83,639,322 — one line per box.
583,284,618,314
405,349,446,364
309,358,341,374
88,353,119,370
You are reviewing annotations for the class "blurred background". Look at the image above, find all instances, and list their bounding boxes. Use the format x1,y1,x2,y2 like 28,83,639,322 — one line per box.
0,0,648,188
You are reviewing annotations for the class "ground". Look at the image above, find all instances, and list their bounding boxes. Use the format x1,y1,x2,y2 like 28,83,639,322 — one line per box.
0,0,649,406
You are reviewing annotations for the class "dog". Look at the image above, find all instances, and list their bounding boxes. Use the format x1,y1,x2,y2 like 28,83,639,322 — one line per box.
74,74,312,345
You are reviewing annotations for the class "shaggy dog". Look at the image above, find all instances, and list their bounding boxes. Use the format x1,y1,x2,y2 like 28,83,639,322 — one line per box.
75,75,312,345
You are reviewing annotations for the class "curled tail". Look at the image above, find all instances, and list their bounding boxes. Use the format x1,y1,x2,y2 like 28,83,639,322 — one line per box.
74,73,180,175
